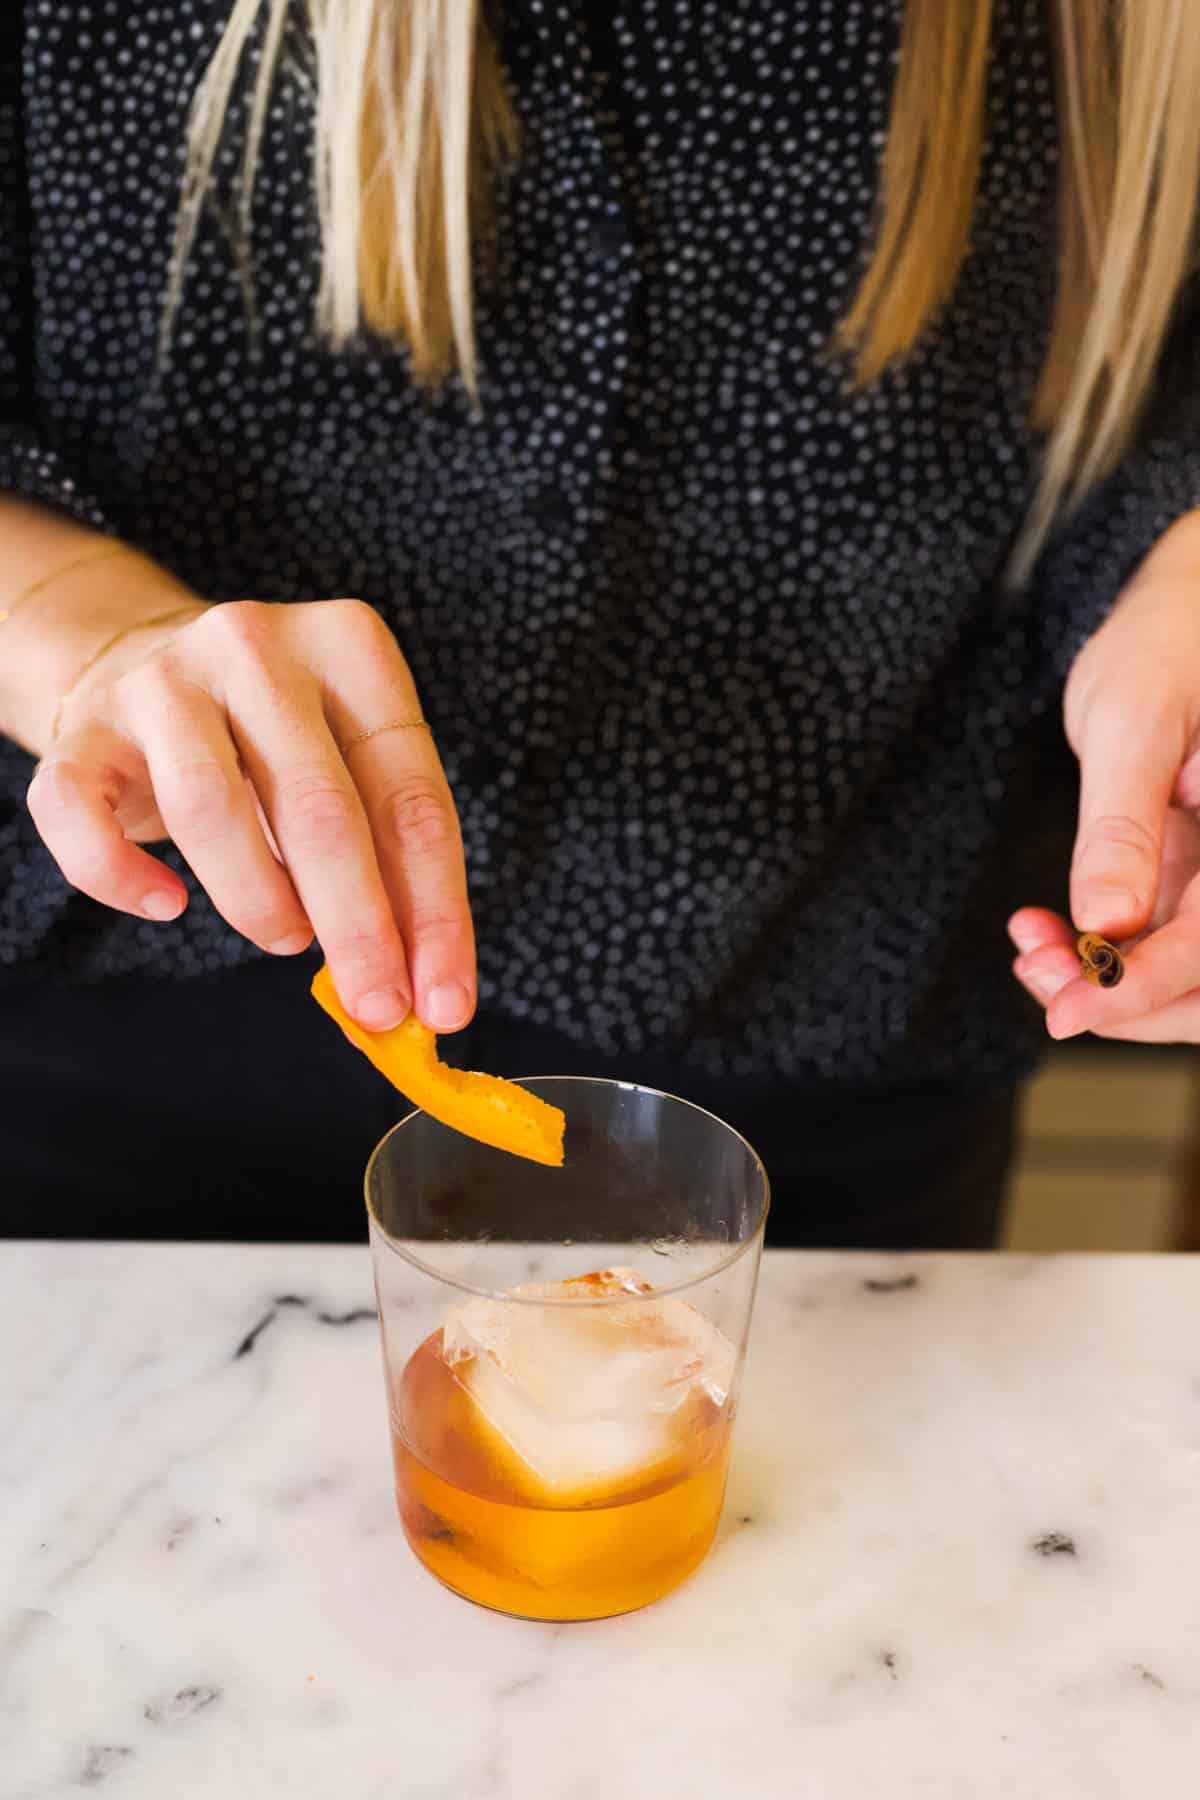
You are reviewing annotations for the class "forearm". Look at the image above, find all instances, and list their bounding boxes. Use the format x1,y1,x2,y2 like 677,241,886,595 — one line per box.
0,496,204,756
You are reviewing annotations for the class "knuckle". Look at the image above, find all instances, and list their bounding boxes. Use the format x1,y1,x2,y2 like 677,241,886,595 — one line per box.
202,601,281,679
159,757,237,843
1077,812,1158,865
110,655,187,733
275,771,358,848
1069,669,1168,752
408,904,473,946
209,598,273,648
325,596,391,647
26,758,78,823
324,920,401,971
1064,672,1129,753
384,780,458,856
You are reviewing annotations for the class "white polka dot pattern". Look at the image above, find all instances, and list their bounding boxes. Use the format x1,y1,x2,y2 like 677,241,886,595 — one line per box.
2,0,1198,1087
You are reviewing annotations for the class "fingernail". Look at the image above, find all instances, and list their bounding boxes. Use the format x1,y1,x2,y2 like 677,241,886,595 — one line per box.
355,987,409,1031
268,931,312,956
1075,886,1138,930
1047,1017,1085,1041
141,891,184,921
423,982,471,1031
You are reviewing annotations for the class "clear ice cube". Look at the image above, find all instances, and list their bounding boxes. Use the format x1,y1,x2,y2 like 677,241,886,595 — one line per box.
441,1267,735,1497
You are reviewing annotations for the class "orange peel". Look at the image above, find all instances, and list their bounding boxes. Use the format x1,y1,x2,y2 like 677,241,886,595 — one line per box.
311,964,565,1167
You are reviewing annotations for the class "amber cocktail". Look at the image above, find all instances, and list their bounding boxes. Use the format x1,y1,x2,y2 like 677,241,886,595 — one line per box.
367,1079,768,1621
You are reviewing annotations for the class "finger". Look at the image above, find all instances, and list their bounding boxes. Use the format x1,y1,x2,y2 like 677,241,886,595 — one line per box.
1080,986,1200,1044
1154,808,1200,928
1069,694,1181,937
345,733,476,1031
26,728,188,921
1032,965,1200,1042
301,598,476,1032
216,632,412,1030
1007,908,1076,957
1012,943,1080,1009
124,662,313,955
1017,927,1200,1041
1046,887,1200,1039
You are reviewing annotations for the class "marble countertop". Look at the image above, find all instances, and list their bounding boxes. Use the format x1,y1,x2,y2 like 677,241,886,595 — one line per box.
3,1243,1199,1798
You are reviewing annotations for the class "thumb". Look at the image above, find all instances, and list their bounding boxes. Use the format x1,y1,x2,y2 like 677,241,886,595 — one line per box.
1070,694,1180,937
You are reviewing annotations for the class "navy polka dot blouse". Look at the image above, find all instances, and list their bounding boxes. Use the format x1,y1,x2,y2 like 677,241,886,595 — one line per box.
3,0,1200,1089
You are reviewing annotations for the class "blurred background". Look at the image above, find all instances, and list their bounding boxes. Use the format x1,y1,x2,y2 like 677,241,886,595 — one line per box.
1005,1042,1200,1250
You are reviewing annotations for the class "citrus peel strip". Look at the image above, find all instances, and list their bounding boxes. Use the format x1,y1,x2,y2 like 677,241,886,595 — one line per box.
311,964,565,1167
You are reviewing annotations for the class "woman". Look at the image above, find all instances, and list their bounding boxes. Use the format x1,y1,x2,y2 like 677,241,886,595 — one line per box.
3,1,1199,1244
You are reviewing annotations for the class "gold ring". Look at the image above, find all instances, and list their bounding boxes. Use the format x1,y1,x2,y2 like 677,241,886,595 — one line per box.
339,718,431,753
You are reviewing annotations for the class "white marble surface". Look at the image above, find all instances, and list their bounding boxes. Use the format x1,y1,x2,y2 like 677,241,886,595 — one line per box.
3,1243,1200,1798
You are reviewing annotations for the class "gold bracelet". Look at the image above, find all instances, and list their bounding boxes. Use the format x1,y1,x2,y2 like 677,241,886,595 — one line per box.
0,540,135,627
50,604,205,741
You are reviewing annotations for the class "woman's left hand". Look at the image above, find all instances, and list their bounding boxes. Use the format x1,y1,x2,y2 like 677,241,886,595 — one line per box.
1010,511,1200,1043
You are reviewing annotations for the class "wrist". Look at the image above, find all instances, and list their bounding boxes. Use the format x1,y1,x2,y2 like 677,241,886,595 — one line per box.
50,600,210,743
0,548,202,756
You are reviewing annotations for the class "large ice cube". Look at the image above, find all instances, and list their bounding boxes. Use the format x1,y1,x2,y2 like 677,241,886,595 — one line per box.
442,1267,736,1498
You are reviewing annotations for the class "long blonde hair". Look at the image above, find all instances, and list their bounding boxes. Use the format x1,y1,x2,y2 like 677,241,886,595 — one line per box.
170,1,1200,574
167,0,515,392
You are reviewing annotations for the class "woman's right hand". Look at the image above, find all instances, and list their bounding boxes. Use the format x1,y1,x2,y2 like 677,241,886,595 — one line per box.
26,596,476,1034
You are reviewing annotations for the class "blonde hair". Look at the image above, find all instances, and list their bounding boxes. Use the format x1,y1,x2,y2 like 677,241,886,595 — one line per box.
166,0,515,390
840,0,1200,577
171,1,1200,573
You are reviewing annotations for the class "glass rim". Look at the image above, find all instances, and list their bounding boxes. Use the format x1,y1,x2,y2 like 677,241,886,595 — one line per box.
363,1074,771,1307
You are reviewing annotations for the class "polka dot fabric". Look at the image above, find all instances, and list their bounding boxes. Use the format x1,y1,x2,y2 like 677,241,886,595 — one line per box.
2,0,1199,1086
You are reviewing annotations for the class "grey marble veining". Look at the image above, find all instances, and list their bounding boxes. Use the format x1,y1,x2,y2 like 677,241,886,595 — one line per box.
3,1242,1199,1798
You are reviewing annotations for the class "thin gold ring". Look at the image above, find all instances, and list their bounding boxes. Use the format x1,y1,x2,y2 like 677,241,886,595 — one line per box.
338,717,431,754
